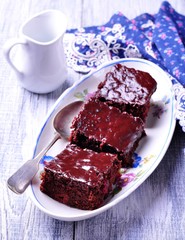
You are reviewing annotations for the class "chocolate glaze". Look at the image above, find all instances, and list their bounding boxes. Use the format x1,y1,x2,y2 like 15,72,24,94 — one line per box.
40,64,155,209
71,98,144,153
44,144,120,187
97,64,157,105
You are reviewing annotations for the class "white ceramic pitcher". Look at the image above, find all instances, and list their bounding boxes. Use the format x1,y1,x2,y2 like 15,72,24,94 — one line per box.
3,10,68,94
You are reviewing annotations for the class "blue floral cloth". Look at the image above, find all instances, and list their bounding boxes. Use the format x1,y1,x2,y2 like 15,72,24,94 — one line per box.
64,1,185,131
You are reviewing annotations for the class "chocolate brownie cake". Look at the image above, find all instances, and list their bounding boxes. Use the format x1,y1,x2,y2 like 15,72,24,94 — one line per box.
94,64,157,120
40,144,121,210
40,64,156,210
70,98,145,167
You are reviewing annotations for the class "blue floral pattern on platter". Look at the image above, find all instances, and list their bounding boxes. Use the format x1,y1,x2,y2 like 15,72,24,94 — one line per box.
40,155,53,165
151,95,170,119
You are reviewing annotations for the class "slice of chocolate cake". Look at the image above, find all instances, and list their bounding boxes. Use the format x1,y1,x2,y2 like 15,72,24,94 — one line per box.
40,144,121,210
70,98,145,167
94,64,157,120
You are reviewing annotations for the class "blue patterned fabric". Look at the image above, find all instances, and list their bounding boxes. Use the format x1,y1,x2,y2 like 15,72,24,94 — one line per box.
67,1,185,86
64,1,185,131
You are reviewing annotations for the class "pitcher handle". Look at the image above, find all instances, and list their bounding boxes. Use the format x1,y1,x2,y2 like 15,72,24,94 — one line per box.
3,38,27,79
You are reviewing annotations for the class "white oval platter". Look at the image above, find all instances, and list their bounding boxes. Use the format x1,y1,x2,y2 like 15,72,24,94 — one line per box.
27,58,176,221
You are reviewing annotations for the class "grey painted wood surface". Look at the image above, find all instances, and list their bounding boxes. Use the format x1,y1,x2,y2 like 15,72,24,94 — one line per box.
1,0,185,239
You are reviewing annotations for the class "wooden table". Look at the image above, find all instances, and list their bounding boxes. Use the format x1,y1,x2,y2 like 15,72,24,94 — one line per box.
1,0,185,239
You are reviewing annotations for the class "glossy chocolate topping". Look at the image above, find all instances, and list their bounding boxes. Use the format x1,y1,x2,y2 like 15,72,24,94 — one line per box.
72,99,144,152
97,64,157,104
44,144,117,186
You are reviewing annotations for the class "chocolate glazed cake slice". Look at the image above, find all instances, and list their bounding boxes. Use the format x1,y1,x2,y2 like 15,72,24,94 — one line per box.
40,144,121,210
94,64,157,121
70,98,145,167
